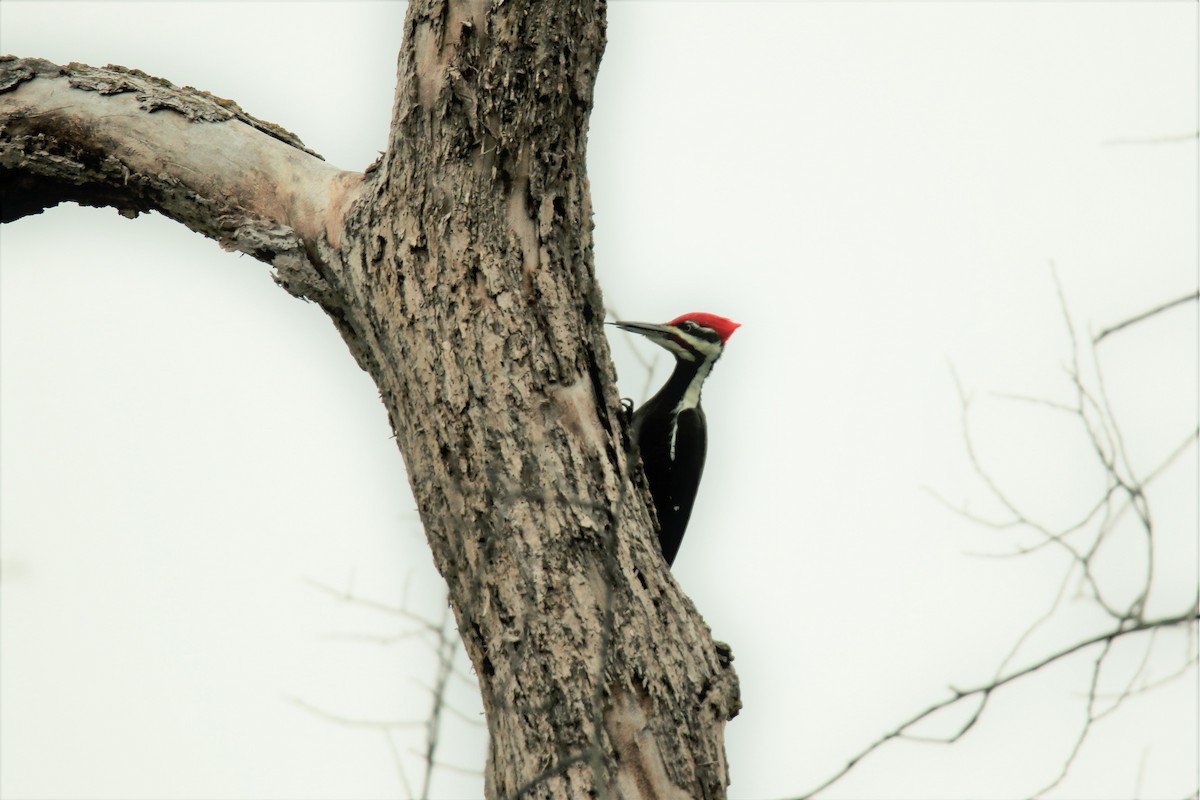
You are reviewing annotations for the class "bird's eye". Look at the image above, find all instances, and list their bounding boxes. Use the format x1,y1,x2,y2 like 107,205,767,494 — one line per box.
680,321,698,332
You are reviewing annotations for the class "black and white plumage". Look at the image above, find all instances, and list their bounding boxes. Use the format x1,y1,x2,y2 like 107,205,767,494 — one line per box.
613,312,741,567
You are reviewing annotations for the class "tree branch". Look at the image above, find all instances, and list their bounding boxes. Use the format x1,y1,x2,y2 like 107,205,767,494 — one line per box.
0,56,364,304
795,607,1199,800
1093,291,1199,345
806,276,1198,798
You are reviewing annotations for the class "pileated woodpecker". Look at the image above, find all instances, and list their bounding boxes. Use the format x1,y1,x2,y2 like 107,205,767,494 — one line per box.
613,312,741,567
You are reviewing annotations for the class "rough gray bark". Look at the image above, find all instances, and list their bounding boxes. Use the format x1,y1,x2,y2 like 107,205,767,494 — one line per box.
0,2,741,797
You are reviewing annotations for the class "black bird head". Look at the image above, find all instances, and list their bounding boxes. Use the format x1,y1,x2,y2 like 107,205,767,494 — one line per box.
612,312,741,363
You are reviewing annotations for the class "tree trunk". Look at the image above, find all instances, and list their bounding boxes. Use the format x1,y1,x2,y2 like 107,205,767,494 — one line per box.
0,2,741,796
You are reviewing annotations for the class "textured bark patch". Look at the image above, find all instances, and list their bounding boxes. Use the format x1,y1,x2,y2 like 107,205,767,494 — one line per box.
550,379,607,458
62,62,322,157
607,686,692,800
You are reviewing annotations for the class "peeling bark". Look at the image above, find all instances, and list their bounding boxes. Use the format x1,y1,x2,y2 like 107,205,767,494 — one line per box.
0,2,740,797
0,55,361,312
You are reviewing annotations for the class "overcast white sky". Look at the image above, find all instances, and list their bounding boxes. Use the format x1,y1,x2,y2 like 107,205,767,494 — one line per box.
1,3,1197,799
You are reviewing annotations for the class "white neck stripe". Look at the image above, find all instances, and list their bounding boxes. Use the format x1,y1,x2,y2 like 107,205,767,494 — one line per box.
675,359,714,415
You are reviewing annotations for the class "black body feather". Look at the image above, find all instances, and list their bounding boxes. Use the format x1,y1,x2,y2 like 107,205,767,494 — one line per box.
630,359,708,566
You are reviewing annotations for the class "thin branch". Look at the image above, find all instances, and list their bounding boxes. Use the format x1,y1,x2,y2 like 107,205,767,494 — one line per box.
989,391,1080,415
303,570,481,797
320,630,428,645
1093,291,1198,344
415,753,485,777
794,607,1199,800
825,273,1199,799
1102,131,1199,146
286,695,426,730
305,577,443,633
1031,637,1114,797
384,729,416,799
1143,428,1200,485
419,602,461,800
606,312,664,401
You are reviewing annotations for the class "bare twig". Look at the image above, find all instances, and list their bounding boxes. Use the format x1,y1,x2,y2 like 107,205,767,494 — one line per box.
1093,291,1198,344
301,572,479,799
803,277,1198,798
305,576,444,634
418,602,460,799
286,695,426,730
1102,131,1198,146
795,607,1199,800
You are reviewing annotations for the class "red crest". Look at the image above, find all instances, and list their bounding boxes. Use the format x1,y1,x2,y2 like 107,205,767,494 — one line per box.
668,312,742,343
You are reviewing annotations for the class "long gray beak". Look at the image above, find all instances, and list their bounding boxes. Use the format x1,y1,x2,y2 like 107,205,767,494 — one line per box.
612,320,673,340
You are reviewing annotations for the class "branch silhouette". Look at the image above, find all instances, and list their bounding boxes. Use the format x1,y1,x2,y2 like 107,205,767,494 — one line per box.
798,276,1198,799
299,573,484,799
